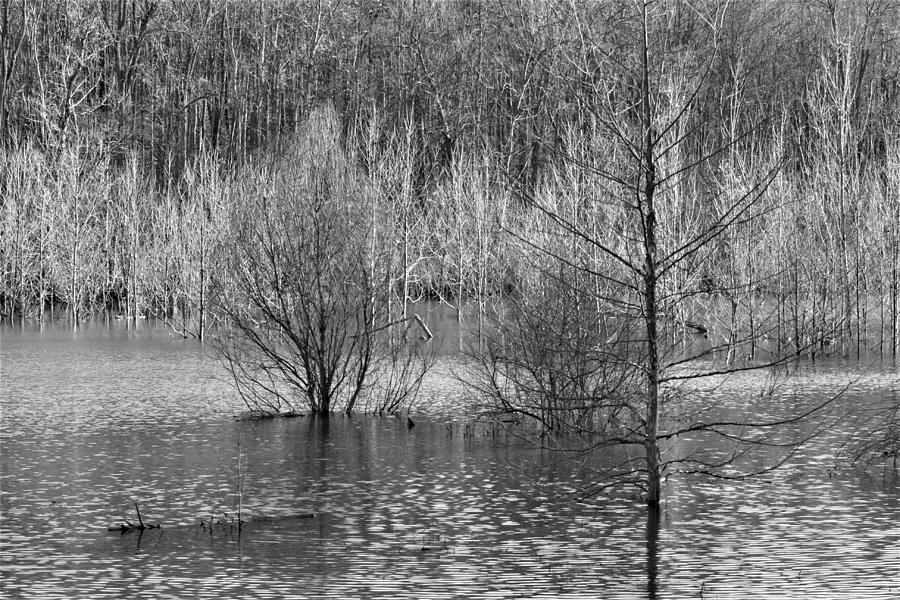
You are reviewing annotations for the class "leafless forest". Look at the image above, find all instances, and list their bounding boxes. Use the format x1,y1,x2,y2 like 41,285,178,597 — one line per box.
1,0,898,356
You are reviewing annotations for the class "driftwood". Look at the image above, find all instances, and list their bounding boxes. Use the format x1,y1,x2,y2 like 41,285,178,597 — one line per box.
196,511,316,533
108,504,316,534
236,410,306,421
412,314,433,340
244,513,316,522
107,503,161,533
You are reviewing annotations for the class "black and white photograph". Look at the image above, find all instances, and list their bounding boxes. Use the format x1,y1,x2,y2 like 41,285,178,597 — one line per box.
1,1,898,597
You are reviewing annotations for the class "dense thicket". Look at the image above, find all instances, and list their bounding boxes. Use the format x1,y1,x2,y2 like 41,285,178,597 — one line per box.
1,0,898,356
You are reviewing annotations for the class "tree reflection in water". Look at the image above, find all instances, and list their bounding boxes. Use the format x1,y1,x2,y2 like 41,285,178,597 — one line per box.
646,504,660,600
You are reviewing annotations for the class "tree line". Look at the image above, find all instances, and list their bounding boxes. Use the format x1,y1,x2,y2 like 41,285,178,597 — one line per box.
2,0,898,356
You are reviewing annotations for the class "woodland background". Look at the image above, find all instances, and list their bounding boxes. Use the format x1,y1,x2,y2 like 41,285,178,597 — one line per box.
1,0,898,357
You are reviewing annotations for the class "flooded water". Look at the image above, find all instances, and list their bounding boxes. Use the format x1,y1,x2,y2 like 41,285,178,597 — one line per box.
1,319,898,599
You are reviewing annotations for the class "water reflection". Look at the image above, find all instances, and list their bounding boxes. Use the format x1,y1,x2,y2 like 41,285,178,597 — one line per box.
646,505,660,600
1,321,899,598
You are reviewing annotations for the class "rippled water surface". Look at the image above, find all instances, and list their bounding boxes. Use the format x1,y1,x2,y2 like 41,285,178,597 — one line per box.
1,319,898,599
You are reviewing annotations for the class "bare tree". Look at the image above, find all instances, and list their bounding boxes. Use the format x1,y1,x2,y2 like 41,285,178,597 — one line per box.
215,105,431,416
154,155,229,340
51,138,109,325
470,0,844,507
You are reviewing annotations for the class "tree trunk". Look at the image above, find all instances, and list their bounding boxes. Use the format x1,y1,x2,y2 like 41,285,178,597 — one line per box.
639,3,661,507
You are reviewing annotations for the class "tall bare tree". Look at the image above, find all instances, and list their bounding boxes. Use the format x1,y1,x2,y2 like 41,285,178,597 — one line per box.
471,0,843,507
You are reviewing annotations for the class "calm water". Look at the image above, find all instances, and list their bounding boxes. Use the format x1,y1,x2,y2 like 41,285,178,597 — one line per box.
1,319,898,599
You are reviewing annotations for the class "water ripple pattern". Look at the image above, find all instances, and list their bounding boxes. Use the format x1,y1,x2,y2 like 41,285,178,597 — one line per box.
1,321,898,599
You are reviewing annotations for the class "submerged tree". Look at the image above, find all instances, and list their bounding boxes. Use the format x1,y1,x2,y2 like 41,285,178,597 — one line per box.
215,105,431,415
471,0,843,507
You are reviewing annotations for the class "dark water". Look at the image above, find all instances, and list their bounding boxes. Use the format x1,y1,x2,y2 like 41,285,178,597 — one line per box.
1,319,898,599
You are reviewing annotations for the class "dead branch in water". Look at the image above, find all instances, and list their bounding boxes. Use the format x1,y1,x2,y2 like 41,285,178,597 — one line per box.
107,503,160,533
107,506,316,534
